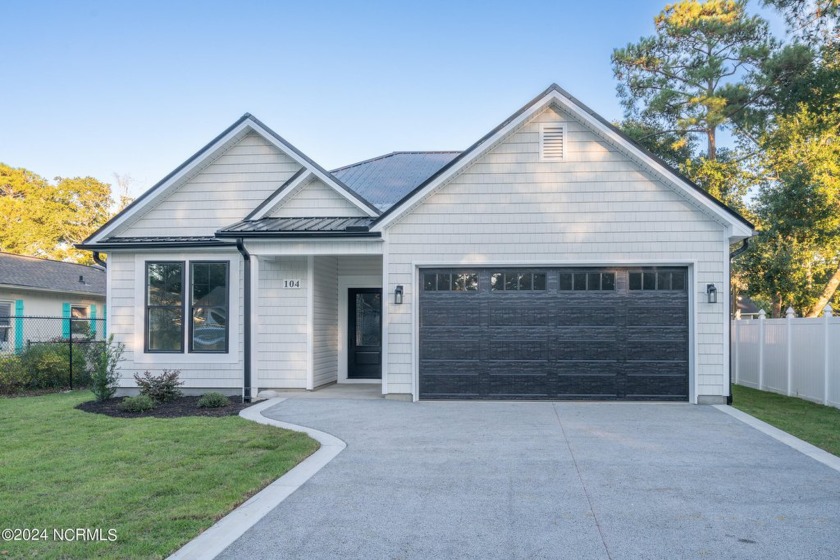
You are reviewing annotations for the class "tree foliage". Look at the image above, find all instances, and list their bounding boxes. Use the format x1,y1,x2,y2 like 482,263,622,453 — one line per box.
612,0,775,160
0,164,113,264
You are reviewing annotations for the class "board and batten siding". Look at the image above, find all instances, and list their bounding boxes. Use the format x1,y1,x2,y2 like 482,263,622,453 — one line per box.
107,250,245,392
383,105,730,400
116,133,304,237
312,256,339,387
268,178,367,218
257,256,308,389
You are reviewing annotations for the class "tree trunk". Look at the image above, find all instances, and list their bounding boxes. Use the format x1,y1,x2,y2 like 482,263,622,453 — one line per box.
772,295,782,318
806,264,840,317
707,127,716,161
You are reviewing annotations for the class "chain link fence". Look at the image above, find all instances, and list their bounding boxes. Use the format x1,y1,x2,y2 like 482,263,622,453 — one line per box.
0,316,108,393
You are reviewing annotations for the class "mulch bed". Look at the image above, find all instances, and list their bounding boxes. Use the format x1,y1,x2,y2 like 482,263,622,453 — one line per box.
76,396,252,419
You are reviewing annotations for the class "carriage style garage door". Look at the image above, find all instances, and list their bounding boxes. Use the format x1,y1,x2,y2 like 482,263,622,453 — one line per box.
419,268,689,400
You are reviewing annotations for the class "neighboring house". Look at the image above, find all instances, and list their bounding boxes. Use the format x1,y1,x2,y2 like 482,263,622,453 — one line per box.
0,252,106,352
79,84,754,403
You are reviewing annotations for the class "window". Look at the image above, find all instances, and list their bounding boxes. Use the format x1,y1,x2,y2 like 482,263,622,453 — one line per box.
629,271,686,291
145,262,184,352
70,305,90,337
559,272,615,291
424,272,478,292
190,262,229,353
491,272,547,291
0,302,10,343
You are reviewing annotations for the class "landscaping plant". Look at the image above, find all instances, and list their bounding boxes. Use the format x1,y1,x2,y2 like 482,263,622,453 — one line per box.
118,394,156,413
197,392,230,408
134,369,183,403
89,335,125,402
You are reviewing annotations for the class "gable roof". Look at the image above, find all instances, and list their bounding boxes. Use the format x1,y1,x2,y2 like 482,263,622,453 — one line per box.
0,253,106,296
369,84,755,238
331,152,461,211
81,113,380,247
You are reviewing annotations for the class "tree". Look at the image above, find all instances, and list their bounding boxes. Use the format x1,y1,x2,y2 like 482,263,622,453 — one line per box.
0,164,113,264
612,0,776,160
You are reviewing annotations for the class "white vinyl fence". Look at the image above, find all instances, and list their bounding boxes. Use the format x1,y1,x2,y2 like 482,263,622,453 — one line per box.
732,305,840,408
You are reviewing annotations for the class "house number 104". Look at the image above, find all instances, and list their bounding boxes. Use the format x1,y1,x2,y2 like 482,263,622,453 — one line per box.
283,279,301,289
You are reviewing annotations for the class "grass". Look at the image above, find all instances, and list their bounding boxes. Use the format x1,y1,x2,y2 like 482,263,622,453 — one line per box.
0,391,319,559
732,384,840,457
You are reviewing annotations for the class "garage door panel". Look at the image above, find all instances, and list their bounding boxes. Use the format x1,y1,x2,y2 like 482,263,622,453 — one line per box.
419,267,688,401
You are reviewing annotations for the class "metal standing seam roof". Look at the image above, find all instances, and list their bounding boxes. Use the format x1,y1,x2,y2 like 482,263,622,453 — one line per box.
0,252,106,296
331,151,461,211
218,217,377,235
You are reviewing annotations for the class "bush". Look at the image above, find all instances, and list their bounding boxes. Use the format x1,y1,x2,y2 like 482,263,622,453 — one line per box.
134,370,183,403
118,394,156,413
197,392,230,408
0,356,28,394
89,336,125,402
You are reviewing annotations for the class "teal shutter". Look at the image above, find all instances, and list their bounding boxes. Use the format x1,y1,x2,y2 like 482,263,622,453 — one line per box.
14,300,23,353
90,304,97,338
62,303,71,339
103,306,107,337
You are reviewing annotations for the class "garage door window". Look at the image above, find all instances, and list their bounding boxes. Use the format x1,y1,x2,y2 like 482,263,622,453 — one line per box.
424,272,478,292
629,271,685,291
559,272,615,291
491,272,546,291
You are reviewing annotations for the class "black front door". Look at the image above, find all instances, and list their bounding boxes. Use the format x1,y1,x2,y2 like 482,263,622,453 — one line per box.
348,288,382,379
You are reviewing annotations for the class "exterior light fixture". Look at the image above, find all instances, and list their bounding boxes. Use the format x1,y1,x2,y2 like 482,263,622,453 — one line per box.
706,284,717,304
395,285,404,305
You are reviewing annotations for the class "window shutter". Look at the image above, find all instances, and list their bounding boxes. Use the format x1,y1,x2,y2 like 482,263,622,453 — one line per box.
103,306,107,338
90,304,97,338
14,299,23,353
540,123,566,161
62,303,71,339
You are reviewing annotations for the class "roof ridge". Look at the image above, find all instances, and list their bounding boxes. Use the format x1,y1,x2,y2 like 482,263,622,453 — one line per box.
331,151,462,173
0,251,104,270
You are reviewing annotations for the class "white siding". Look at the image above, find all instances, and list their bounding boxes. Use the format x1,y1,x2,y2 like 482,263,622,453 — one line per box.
257,256,308,388
383,106,729,399
117,133,303,237
312,256,338,387
268,178,367,218
107,250,245,393
337,256,383,277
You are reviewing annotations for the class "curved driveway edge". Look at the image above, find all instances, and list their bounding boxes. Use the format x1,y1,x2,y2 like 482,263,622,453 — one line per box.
713,404,840,473
167,398,346,560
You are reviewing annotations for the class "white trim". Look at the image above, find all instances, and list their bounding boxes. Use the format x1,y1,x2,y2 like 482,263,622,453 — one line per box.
722,229,732,398
132,251,241,365
381,230,390,396
251,255,260,394
248,170,314,220
0,284,106,299
337,275,382,384
371,90,753,239
306,256,315,391
246,239,383,257
409,259,699,403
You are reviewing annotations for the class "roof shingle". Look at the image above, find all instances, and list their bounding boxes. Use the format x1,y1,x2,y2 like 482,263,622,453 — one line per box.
0,253,106,296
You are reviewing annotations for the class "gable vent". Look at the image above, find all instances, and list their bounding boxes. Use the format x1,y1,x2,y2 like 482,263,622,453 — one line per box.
540,123,566,161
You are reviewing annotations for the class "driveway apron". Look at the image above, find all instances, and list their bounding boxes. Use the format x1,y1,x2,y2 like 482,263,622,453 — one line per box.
218,399,840,560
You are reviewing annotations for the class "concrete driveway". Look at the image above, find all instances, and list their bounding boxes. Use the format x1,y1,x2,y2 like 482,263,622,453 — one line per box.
218,396,840,560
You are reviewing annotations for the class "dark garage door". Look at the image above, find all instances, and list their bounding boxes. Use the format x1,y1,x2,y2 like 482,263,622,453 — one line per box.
419,268,688,400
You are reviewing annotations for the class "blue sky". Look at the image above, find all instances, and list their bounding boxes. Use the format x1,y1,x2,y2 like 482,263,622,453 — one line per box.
1,1,785,198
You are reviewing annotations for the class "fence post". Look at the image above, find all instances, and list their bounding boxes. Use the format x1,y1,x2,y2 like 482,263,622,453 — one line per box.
786,307,795,396
758,309,766,391
68,325,73,391
733,310,741,385
825,304,833,406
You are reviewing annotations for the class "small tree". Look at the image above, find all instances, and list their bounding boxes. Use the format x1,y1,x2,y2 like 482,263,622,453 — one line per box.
89,335,125,402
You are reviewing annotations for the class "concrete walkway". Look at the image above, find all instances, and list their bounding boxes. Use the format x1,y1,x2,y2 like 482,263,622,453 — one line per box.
218,399,840,560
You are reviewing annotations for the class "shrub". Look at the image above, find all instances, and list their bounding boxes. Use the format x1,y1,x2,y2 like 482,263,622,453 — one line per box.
118,394,156,413
0,356,28,394
89,336,125,402
197,392,230,408
134,369,183,403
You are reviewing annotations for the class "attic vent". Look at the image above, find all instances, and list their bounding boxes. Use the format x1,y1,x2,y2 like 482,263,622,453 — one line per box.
540,123,566,161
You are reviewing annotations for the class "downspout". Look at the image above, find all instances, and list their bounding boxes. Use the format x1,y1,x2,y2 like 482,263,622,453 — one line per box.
236,238,252,402
92,251,107,269
727,237,750,405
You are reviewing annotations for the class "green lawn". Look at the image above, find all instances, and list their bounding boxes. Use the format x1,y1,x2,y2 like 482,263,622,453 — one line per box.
0,392,318,559
732,384,840,457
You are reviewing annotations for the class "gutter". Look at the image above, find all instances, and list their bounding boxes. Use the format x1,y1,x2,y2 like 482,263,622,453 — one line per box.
236,238,252,403
727,237,751,405
92,251,107,269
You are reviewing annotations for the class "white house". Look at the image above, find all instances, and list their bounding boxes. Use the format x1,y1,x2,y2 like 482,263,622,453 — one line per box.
79,85,753,403
0,252,106,352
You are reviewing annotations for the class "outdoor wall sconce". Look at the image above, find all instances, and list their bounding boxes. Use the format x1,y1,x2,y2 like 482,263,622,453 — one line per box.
395,285,404,305
707,284,718,304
